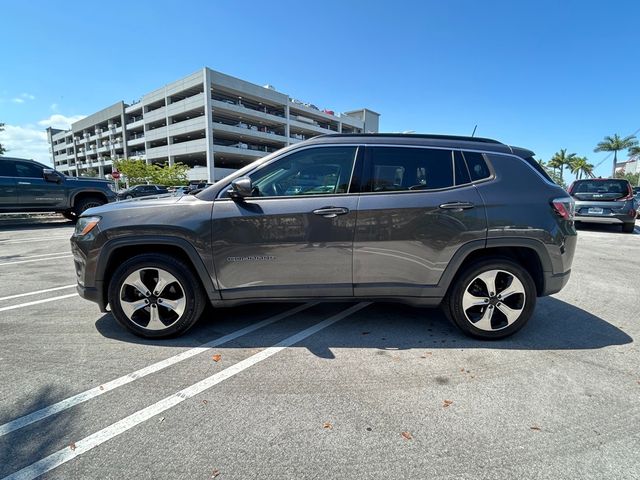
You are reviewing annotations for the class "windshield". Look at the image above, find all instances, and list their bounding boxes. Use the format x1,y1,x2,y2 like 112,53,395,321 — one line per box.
570,179,631,201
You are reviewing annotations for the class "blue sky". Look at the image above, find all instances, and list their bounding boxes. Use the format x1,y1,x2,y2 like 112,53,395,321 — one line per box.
1,0,638,177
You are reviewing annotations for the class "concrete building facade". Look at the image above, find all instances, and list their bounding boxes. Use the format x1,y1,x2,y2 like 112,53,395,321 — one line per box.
47,68,380,182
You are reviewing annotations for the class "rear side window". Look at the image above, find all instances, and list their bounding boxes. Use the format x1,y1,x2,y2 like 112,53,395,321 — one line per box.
364,147,454,192
461,152,491,181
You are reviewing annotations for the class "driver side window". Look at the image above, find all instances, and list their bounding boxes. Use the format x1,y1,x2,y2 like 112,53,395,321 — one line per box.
15,162,43,178
248,146,358,197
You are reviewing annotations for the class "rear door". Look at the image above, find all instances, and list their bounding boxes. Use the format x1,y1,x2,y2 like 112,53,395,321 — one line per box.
353,146,487,297
0,161,18,209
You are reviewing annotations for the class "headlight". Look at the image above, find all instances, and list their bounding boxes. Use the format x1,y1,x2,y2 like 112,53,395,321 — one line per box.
108,183,116,192
74,216,101,236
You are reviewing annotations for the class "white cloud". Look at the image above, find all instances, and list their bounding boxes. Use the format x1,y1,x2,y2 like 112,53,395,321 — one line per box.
50,103,59,111
37,113,86,130
0,124,50,165
10,93,35,104
12,98,25,104
21,93,36,100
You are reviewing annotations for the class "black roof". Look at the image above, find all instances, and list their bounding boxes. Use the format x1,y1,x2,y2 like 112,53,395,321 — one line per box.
307,133,534,158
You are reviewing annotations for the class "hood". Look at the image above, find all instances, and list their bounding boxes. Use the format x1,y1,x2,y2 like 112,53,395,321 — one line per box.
83,193,204,216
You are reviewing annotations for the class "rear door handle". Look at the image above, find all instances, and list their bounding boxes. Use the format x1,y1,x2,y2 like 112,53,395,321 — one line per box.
18,182,32,185
312,207,349,218
439,202,475,211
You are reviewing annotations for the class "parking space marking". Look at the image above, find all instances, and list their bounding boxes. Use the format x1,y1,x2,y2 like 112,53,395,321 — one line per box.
0,255,73,267
0,293,78,313
0,236,70,245
0,252,71,261
1,302,369,480
0,302,317,437
0,285,76,302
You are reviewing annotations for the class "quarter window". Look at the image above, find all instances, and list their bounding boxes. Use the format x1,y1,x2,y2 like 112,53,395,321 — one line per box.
15,162,43,178
462,151,491,181
364,147,454,192
247,146,358,197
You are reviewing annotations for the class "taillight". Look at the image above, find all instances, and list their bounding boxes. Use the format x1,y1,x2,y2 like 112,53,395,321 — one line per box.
621,185,634,201
552,197,574,220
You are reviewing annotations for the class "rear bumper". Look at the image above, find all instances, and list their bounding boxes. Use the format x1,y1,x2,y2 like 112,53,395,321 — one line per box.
542,269,571,296
574,215,632,224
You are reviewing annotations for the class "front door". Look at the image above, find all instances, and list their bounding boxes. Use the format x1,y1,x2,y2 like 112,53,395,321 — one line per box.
15,161,66,208
212,145,361,299
354,146,487,297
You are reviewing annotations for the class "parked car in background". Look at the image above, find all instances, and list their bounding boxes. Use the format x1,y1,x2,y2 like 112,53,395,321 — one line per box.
171,186,190,196
0,156,116,220
71,133,576,340
116,184,169,200
568,178,637,233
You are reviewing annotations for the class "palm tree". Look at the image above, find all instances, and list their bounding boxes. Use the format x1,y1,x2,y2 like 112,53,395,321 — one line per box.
569,156,594,180
549,149,576,182
594,134,638,178
629,145,640,159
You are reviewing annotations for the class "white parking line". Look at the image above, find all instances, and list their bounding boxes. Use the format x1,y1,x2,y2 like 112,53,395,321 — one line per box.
1,302,369,480
0,302,316,437
0,255,73,266
0,285,76,302
0,252,70,261
0,293,78,313
0,236,70,245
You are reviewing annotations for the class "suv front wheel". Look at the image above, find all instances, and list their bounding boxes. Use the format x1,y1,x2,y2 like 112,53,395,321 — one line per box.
108,254,206,338
445,259,537,339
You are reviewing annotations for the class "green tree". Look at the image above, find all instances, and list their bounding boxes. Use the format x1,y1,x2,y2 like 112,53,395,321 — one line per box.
0,122,7,155
594,134,638,178
569,156,594,180
629,145,640,159
113,158,152,186
548,149,576,183
149,162,189,186
615,171,640,187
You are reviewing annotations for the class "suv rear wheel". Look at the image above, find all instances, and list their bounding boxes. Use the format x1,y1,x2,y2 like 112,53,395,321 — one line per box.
445,259,536,339
108,254,206,338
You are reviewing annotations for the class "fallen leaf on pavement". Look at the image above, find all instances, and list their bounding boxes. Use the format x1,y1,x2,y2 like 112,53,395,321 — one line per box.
211,469,221,478
530,425,541,431
69,443,76,451
323,422,333,430
401,431,413,440
443,400,453,408
99,385,104,390
212,354,222,362
202,399,208,405
159,417,165,423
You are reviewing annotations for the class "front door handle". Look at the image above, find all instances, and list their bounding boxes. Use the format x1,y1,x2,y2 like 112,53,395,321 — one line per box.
312,207,349,218
18,182,32,185
439,201,475,211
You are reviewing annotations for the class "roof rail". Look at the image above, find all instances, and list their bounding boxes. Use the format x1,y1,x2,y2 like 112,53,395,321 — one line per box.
315,133,503,144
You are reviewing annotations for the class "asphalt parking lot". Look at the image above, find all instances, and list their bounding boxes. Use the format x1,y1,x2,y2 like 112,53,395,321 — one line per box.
0,218,639,480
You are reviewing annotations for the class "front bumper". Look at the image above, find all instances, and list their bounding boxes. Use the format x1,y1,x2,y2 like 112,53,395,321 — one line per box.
76,282,107,312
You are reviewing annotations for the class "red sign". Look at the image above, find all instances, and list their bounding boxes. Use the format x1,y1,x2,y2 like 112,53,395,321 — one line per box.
111,171,121,179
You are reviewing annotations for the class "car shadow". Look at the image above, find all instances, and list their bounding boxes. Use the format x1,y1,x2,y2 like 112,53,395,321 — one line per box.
0,385,76,477
95,296,632,354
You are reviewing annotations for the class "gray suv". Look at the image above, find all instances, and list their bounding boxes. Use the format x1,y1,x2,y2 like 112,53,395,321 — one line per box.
71,134,577,339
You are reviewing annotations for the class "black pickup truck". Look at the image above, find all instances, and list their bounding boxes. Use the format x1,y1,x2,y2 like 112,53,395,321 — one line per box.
0,156,117,220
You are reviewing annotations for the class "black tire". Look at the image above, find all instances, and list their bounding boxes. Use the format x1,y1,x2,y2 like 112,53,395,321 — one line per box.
108,254,206,338
622,223,635,234
444,258,537,339
125,194,133,199
74,196,106,216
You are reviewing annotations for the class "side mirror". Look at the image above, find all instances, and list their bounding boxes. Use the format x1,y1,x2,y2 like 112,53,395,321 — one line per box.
43,169,61,183
229,177,253,200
